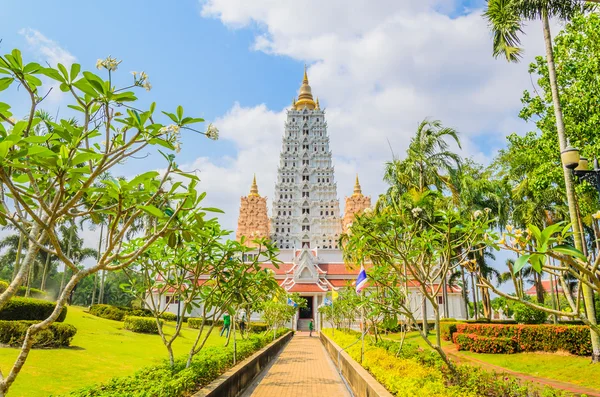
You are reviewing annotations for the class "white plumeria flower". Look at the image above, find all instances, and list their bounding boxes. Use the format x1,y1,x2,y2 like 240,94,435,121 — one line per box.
143,82,152,91
473,210,483,219
411,207,423,217
205,123,219,140
96,59,104,70
364,207,373,214
593,211,600,220
7,117,16,124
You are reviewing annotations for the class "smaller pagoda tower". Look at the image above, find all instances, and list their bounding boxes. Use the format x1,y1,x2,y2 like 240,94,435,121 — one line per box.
342,175,371,233
236,175,270,247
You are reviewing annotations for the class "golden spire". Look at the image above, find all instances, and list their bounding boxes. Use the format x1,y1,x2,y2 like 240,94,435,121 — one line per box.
353,174,363,196
316,97,320,110
249,174,259,197
295,65,316,110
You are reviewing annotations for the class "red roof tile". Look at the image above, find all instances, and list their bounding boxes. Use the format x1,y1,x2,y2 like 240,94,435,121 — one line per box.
287,284,328,293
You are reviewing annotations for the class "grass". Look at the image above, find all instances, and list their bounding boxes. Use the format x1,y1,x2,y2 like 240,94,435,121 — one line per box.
383,331,600,392
0,306,230,397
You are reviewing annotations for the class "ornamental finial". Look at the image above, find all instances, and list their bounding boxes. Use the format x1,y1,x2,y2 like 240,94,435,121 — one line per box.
249,174,259,197
353,174,362,196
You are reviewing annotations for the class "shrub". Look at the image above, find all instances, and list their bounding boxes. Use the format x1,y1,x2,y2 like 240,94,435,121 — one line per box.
453,333,518,354
454,323,591,355
249,322,268,332
0,297,67,322
68,329,290,397
0,320,76,348
0,281,47,299
440,322,459,341
188,318,223,329
123,316,162,334
89,304,127,321
325,329,573,397
512,302,548,324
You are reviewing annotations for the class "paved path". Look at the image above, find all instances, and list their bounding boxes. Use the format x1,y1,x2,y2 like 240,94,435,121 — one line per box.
241,332,351,397
444,344,600,397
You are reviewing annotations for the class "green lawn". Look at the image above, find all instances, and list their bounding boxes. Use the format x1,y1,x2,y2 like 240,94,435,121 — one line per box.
384,331,600,391
0,306,228,397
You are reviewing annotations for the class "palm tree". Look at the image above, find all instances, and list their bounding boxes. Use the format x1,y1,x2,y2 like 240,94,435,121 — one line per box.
484,0,600,360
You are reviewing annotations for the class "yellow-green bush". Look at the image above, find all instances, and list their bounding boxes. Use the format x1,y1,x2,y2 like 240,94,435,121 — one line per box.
123,316,162,334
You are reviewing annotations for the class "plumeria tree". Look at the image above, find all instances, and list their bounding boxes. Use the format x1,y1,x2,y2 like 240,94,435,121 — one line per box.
259,292,306,337
483,222,600,361
342,199,492,371
0,49,218,395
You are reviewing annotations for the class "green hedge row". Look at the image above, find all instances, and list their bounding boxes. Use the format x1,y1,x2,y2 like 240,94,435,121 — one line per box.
0,320,76,348
0,280,47,299
89,304,186,323
67,329,290,397
454,323,592,355
89,304,152,321
454,333,518,354
123,316,162,334
0,297,67,322
327,330,571,397
187,318,268,332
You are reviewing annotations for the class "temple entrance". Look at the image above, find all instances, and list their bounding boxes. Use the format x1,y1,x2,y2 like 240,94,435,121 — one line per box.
299,296,313,319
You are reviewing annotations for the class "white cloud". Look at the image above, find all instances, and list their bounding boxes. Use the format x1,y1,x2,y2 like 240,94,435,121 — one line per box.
189,0,560,239
18,28,76,103
19,28,76,67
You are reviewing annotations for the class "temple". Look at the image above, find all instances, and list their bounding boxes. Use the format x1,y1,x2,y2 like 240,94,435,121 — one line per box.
154,69,467,328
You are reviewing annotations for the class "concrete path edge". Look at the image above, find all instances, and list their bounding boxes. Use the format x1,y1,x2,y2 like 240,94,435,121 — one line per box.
320,332,393,397
192,331,294,397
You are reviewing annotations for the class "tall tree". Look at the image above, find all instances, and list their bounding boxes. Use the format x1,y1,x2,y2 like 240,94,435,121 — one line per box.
484,0,599,361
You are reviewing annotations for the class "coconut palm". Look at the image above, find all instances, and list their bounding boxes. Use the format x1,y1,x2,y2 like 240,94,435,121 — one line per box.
484,0,600,360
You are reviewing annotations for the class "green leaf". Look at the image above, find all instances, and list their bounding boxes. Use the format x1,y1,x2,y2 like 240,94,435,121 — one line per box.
527,224,542,242
512,254,531,274
39,67,65,82
57,63,69,80
0,78,14,92
73,79,98,97
138,205,164,218
202,207,224,214
161,111,178,124
129,171,159,187
72,151,102,166
553,244,587,261
70,63,81,81
23,62,41,73
176,105,183,121
60,83,70,92
530,254,544,273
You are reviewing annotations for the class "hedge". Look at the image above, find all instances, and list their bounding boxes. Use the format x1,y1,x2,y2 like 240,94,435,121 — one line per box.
89,304,186,322
0,320,76,348
123,316,163,334
440,322,458,341
454,323,592,355
0,297,67,322
0,280,47,299
188,318,224,329
454,333,518,354
325,329,571,397
68,329,290,397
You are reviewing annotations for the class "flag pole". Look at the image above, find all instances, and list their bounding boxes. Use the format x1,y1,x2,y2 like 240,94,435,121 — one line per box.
361,304,365,364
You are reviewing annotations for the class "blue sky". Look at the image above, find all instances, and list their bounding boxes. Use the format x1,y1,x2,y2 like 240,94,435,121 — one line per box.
2,0,554,288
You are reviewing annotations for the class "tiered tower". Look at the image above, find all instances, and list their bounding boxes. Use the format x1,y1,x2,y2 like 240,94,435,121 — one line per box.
270,68,342,250
236,176,270,247
342,175,372,233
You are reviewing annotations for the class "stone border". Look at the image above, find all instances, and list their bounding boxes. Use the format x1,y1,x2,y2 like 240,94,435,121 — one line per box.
192,331,293,397
320,332,393,397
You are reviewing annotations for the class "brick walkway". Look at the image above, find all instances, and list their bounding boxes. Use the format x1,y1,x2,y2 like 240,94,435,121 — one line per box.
241,332,351,397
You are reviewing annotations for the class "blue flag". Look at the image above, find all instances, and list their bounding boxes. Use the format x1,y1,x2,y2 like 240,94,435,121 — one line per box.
323,297,332,306
355,265,368,294
287,297,297,307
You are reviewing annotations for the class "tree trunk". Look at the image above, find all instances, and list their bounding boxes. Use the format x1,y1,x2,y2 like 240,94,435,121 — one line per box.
59,225,74,295
470,272,478,320
40,252,50,291
461,267,469,319
542,11,600,362
91,223,104,305
11,233,24,282
535,272,545,304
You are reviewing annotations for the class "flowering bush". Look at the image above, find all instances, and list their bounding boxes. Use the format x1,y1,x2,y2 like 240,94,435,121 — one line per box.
454,333,518,354
454,323,591,355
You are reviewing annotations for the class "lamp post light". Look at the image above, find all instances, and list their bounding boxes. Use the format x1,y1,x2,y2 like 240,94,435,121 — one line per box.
561,145,600,198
